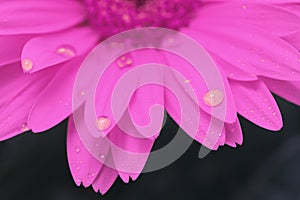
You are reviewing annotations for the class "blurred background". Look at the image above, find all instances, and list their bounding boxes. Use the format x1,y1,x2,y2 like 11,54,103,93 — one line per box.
0,96,300,200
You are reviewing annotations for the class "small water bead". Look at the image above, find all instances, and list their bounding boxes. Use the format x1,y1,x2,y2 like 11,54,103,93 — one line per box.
96,117,111,131
22,58,33,72
241,5,247,9
203,89,224,107
75,147,81,153
76,179,81,183
56,46,76,58
88,172,95,178
117,55,133,68
21,124,29,132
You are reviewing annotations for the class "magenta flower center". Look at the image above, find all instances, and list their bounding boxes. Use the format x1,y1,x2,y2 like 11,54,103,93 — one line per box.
84,0,201,38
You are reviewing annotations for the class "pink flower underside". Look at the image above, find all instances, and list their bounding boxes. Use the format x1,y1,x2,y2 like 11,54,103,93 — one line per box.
1,0,300,194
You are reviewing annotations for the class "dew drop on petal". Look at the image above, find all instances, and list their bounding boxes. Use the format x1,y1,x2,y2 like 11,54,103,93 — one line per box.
117,55,133,68
75,147,80,153
22,58,33,72
203,89,224,107
21,124,29,132
96,117,111,131
56,45,76,58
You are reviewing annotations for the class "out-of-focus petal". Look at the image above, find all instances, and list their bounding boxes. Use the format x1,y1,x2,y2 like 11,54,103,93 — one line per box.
0,0,87,34
0,35,33,66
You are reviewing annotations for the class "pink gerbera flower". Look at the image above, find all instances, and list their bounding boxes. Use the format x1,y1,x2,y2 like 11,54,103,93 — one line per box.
1,0,300,194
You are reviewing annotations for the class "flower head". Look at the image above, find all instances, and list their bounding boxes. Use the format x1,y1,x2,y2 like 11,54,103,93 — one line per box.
1,0,300,195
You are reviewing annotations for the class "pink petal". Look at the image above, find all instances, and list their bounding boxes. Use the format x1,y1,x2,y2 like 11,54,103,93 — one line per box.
162,51,237,123
92,165,118,195
210,53,258,81
164,85,227,150
28,57,84,133
67,115,107,188
229,79,283,131
21,27,99,73
193,3,300,36
0,35,33,67
261,77,300,106
108,112,155,182
127,52,164,139
184,18,300,81
95,50,164,135
129,85,164,139
0,62,56,141
282,31,300,50
0,0,87,34
224,120,243,147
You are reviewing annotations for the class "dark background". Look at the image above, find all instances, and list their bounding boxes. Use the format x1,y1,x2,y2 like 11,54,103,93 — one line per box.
1,96,300,200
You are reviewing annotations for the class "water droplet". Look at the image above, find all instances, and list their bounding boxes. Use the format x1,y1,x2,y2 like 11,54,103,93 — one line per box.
75,147,80,153
96,117,111,131
184,79,191,83
100,155,105,159
21,124,29,132
117,55,133,67
56,45,76,57
203,89,224,107
22,58,33,71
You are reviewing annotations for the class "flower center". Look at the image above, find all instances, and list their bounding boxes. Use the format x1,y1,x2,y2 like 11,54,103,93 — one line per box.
84,0,201,38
